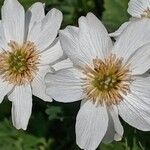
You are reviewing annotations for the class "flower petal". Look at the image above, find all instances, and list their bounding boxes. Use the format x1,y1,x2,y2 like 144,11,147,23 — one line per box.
109,107,124,141
60,13,113,67
0,79,13,103
32,66,52,102
45,68,84,102
76,100,108,150
0,21,8,50
78,13,113,61
112,19,150,63
102,107,123,143
109,21,131,38
40,39,63,66
2,0,25,43
102,111,116,143
127,43,150,75
128,0,150,18
52,58,73,71
28,8,62,51
118,76,150,131
25,2,45,37
8,85,32,130
60,26,87,67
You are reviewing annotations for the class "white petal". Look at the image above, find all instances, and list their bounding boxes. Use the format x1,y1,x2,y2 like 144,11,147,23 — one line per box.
109,107,124,141
112,19,150,63
45,68,84,102
32,66,52,102
8,85,32,130
0,21,8,50
76,100,108,150
60,13,113,67
78,13,113,62
127,43,150,75
28,8,62,51
25,2,45,37
60,26,87,67
109,21,131,38
40,39,63,66
118,76,150,131
130,76,150,106
52,58,73,71
0,79,13,103
2,0,25,43
102,111,116,143
128,0,150,18
102,107,123,143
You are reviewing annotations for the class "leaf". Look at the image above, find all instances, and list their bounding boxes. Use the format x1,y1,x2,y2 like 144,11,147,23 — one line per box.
99,141,127,150
45,0,95,27
0,119,51,150
46,106,64,121
102,0,129,32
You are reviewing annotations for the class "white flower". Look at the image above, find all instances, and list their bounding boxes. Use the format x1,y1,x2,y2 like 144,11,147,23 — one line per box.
110,0,150,38
45,13,150,150
0,0,63,130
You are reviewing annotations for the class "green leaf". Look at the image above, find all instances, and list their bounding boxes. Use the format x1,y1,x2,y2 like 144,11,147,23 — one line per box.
46,106,64,121
0,119,51,150
102,0,129,32
99,141,128,150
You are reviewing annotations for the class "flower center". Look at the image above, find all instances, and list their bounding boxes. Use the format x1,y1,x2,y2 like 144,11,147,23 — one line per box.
0,41,40,85
141,8,150,18
82,54,132,106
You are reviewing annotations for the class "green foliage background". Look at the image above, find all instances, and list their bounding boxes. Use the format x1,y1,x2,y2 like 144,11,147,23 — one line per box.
0,0,149,150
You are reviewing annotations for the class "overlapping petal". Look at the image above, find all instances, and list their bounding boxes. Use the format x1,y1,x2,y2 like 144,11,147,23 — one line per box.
32,65,52,102
2,0,25,43
126,43,150,75
76,100,108,150
60,13,113,67
102,107,123,143
8,85,32,130
25,2,45,38
78,13,113,60
118,76,150,131
112,19,150,64
128,0,150,18
28,8,62,52
109,21,131,38
45,68,84,102
39,39,63,66
52,58,73,71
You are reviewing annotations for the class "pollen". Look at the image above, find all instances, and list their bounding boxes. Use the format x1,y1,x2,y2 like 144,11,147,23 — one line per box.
141,8,150,18
82,54,133,106
0,41,40,85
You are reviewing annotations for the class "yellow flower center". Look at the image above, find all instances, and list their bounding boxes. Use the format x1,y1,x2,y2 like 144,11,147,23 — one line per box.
82,54,133,106
0,41,40,85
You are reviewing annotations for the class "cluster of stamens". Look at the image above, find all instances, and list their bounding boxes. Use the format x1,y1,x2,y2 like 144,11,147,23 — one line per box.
0,41,40,85
82,54,133,106
141,7,150,18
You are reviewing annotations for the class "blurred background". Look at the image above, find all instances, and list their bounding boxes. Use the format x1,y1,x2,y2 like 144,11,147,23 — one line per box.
0,0,149,150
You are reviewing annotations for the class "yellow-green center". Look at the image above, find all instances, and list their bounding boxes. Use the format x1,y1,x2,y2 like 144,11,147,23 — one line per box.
0,41,40,85
8,49,28,73
82,54,132,106
92,74,118,91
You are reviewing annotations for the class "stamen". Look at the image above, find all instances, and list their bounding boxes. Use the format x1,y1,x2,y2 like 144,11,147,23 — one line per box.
0,41,40,85
82,54,133,106
141,7,150,18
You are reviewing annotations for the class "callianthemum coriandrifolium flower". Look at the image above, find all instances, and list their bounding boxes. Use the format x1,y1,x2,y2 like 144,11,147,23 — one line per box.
0,0,63,130
45,13,150,150
110,0,150,37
